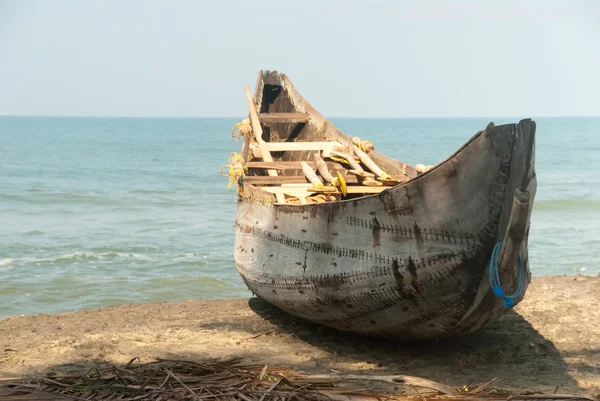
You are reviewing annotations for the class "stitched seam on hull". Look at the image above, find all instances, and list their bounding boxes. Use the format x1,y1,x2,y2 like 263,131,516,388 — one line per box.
246,250,478,293
237,237,482,292
236,221,482,268
345,217,478,244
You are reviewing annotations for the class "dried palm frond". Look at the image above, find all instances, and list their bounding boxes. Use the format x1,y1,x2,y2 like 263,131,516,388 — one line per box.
1,357,597,401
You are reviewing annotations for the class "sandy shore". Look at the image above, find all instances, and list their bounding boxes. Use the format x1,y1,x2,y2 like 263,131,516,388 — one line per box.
1,275,599,394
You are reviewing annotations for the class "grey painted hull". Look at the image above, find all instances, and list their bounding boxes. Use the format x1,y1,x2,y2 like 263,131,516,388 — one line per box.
232,71,536,340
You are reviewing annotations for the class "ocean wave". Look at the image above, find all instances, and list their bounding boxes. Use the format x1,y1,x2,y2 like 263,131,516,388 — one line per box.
1,191,197,210
533,198,600,211
129,188,172,195
23,230,45,236
172,252,209,261
11,251,155,265
0,192,108,205
142,275,239,290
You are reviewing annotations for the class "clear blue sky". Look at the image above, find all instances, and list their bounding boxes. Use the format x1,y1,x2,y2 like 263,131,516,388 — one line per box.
0,0,598,117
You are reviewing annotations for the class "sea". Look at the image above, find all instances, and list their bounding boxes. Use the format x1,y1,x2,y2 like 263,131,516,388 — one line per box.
1,116,598,318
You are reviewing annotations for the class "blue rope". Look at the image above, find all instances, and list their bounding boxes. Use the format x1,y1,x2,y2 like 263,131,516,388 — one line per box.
489,241,525,308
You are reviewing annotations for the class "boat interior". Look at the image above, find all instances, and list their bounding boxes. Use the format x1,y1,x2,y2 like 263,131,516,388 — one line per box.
226,77,434,205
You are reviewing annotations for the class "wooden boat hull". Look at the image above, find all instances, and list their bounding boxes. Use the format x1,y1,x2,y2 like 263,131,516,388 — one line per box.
233,71,536,340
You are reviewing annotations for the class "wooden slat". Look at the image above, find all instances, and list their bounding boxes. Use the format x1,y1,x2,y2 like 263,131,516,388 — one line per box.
246,161,342,170
259,185,388,195
258,112,309,124
314,186,387,194
251,143,339,158
259,186,316,195
244,171,407,186
244,175,359,185
264,142,342,152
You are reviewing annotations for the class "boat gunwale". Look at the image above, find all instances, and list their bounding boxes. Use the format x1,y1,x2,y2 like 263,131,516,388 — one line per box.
243,125,489,208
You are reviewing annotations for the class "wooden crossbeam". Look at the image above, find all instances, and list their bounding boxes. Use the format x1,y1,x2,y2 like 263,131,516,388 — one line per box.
246,161,342,170
259,185,388,195
263,142,342,152
244,174,406,186
258,113,309,124
243,173,359,185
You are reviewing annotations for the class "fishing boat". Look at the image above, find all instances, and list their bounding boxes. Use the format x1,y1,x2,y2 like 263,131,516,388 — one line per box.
225,70,536,340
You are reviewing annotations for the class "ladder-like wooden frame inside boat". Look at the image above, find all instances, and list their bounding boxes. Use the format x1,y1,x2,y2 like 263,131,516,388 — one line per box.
233,85,434,205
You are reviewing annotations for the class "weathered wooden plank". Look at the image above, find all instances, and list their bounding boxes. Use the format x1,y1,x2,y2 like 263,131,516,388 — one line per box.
245,176,308,185
244,175,360,185
313,186,386,194
281,183,319,187
264,142,342,152
258,185,387,195
258,112,309,124
250,143,340,159
246,161,342,170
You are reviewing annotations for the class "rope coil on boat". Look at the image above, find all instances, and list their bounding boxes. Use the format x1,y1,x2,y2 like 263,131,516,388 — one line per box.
489,241,525,308
220,152,247,188
351,136,374,153
231,119,253,142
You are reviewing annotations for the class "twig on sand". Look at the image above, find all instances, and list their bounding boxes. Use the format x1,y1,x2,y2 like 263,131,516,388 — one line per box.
258,378,282,401
164,367,200,400
259,365,268,380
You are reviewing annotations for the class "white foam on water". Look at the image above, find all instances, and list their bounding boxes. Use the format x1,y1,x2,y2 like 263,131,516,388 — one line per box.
0,258,13,267
10,251,156,265
0,258,13,270
129,253,154,261
173,252,208,262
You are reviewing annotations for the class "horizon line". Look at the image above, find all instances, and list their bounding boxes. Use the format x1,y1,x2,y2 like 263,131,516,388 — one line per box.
1,114,599,119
